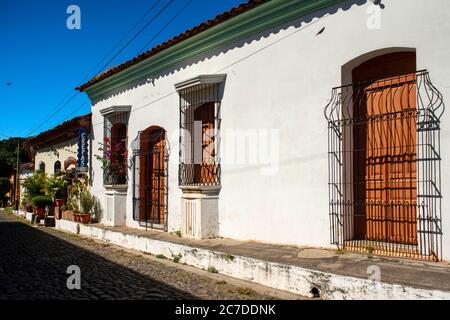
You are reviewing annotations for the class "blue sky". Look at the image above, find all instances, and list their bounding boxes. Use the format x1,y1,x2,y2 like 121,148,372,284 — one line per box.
0,0,244,139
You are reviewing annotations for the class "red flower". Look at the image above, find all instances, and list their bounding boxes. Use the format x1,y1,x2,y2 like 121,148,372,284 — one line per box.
104,137,110,142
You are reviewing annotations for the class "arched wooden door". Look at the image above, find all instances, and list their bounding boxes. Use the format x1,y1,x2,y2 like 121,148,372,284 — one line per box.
139,127,166,226
352,52,418,244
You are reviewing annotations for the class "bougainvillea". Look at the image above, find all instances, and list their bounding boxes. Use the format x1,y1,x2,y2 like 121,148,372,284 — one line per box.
95,137,130,184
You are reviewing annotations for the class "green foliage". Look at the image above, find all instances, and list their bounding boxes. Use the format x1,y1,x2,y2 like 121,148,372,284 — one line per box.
31,195,53,208
207,266,219,273
0,177,11,207
172,253,182,263
0,137,30,177
95,138,130,184
46,173,68,200
4,206,14,214
224,254,235,262
173,229,182,237
66,177,87,211
23,171,47,202
155,254,166,259
80,189,95,214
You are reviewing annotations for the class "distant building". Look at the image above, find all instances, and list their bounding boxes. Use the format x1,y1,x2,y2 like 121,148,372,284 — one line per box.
9,163,34,210
24,113,92,178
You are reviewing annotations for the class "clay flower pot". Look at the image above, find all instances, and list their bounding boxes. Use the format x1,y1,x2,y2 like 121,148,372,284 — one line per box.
33,207,46,217
74,213,91,224
79,214,91,224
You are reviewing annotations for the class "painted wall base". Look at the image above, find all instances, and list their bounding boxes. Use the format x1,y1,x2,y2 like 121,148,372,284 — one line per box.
53,220,450,300
180,186,220,239
104,185,127,227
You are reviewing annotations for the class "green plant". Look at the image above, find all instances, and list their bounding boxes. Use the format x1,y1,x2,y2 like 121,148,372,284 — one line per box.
31,195,53,209
80,189,95,214
366,245,374,257
23,171,47,202
46,174,68,200
95,138,130,184
66,177,87,211
172,254,182,263
207,266,219,273
156,254,166,259
4,206,14,215
224,254,235,262
173,229,182,237
0,177,11,207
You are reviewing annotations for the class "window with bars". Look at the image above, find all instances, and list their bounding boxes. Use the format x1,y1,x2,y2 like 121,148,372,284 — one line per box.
178,83,221,186
102,111,129,185
324,70,444,260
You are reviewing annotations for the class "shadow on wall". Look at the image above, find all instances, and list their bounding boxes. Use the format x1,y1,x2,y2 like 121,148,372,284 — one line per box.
90,0,371,104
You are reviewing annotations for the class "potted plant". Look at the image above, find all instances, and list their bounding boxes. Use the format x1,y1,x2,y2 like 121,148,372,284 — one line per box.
46,173,68,207
31,195,53,217
23,171,47,202
77,189,95,224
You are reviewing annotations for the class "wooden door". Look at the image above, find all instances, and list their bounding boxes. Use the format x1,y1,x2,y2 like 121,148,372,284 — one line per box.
139,128,165,225
352,52,418,244
194,102,216,184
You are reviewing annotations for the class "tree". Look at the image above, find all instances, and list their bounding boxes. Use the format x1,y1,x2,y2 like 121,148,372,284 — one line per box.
0,177,11,207
0,137,30,178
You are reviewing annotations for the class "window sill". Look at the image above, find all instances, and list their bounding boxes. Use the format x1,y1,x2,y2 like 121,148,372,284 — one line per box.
104,184,128,190
179,184,221,193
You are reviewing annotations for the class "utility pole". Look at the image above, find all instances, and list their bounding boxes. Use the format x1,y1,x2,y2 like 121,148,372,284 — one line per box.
15,141,19,210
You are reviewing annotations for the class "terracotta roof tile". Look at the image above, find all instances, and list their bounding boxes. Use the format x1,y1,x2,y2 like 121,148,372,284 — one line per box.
76,0,268,91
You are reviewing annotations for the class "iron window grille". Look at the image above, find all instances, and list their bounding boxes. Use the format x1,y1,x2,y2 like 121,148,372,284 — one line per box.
179,83,221,186
131,129,169,230
102,111,129,185
324,70,445,261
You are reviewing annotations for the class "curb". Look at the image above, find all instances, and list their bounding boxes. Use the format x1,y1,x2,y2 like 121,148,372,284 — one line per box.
55,219,450,300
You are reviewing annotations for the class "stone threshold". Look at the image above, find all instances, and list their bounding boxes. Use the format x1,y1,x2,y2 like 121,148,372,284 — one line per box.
48,218,450,299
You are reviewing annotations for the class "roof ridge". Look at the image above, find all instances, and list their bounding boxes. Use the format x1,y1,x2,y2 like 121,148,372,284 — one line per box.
76,0,268,91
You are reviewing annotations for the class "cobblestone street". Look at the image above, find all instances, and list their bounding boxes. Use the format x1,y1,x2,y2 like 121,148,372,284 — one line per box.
0,211,301,300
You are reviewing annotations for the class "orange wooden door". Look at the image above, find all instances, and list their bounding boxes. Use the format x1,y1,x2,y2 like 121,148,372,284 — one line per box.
353,52,418,244
139,128,165,225
194,102,216,184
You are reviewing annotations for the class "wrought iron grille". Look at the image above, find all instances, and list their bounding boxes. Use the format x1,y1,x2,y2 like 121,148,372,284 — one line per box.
103,111,129,185
324,70,444,260
131,129,168,230
179,83,221,186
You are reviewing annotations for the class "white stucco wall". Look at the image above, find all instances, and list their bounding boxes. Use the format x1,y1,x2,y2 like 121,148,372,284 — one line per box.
34,138,79,176
88,0,450,260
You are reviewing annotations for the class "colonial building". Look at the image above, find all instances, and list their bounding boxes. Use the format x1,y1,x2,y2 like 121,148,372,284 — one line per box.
77,0,450,261
24,113,92,177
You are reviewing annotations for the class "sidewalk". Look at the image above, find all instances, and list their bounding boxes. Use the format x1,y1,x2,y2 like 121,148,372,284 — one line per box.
48,218,450,300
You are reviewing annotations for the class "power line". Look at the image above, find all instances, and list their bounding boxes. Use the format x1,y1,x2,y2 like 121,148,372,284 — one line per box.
80,0,164,84
25,92,79,137
139,0,193,53
97,0,175,77
24,0,171,136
